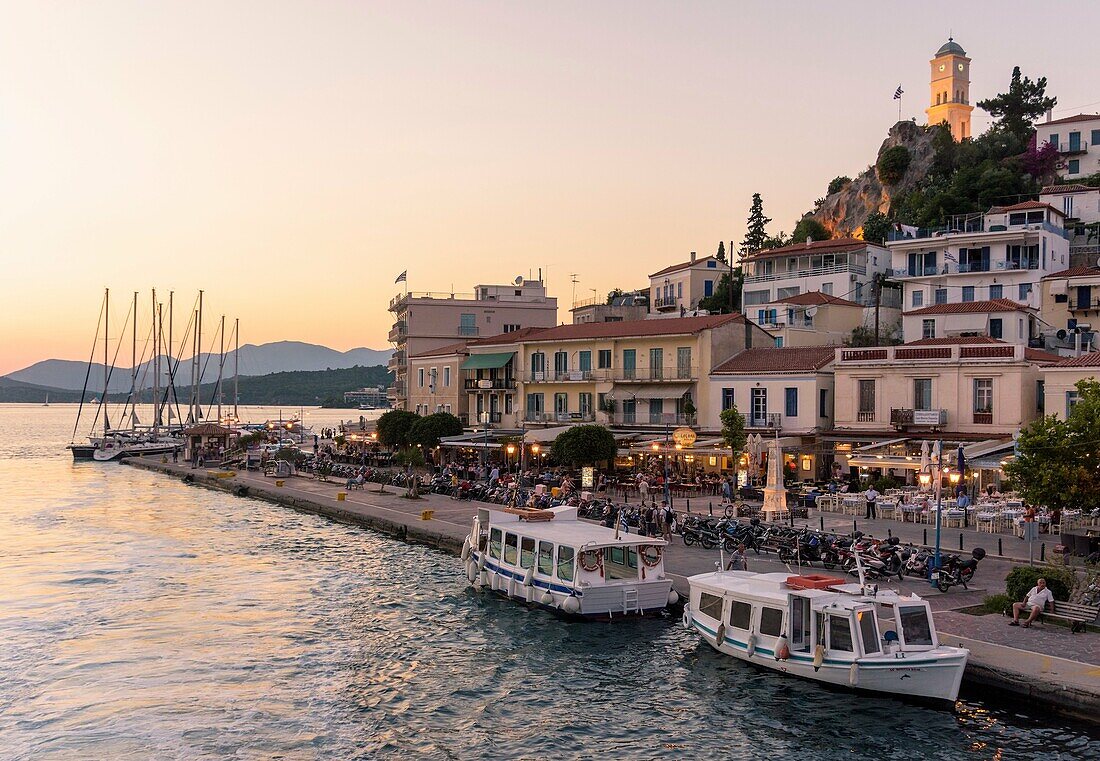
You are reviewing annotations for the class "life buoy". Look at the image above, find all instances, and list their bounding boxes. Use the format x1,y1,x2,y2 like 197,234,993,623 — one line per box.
775,635,790,661
715,623,727,646
579,550,602,573
813,643,825,672
640,545,662,568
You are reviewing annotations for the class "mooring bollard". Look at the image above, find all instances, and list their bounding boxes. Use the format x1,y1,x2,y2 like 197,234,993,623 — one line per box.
820,516,824,531
1041,543,1046,561
923,528,928,545
853,520,857,534
709,503,714,516
337,492,346,501
887,528,892,539
998,537,1003,556
686,498,690,512
959,533,964,550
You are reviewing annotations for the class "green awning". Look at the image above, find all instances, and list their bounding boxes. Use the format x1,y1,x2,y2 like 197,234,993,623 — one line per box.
460,352,515,370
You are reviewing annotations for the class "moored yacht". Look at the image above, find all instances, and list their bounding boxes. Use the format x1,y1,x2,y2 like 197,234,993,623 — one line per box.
463,505,677,618
683,571,968,703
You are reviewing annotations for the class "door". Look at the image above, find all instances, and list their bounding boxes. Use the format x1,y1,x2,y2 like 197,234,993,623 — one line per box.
649,348,663,380
622,398,636,424
1077,285,1093,310
622,349,636,380
790,597,812,653
1068,131,1082,152
751,388,767,427
677,347,692,379
554,393,568,419
554,351,568,379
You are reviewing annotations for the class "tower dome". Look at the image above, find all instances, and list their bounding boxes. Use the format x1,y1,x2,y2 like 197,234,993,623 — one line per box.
936,37,965,56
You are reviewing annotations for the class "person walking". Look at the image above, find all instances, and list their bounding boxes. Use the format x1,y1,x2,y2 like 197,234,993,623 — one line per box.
646,501,660,538
864,485,879,520
721,477,732,505
662,501,675,541
726,543,749,571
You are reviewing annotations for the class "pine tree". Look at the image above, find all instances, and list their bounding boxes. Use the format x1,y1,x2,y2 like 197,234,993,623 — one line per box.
739,193,772,256
715,240,726,264
977,66,1057,143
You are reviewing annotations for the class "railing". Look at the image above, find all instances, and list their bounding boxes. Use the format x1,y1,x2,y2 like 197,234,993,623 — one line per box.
857,411,875,423
608,412,695,427
890,408,948,426
387,351,406,368
887,218,1067,242
571,295,603,310
1054,140,1089,155
653,296,679,310
389,381,406,397
839,344,1030,363
525,368,697,383
463,378,517,390
390,290,551,310
1069,297,1100,311
524,412,595,424
458,325,480,337
746,413,782,429
387,321,407,343
973,412,994,424
892,259,1040,278
743,262,866,284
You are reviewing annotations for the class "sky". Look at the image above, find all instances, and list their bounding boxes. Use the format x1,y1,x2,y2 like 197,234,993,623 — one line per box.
1,1,1098,375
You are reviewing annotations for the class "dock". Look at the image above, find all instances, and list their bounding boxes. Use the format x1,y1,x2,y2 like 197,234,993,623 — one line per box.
126,455,1100,723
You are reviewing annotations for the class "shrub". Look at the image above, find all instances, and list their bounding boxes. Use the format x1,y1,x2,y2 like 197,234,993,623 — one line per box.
828,176,852,195
981,593,1014,615
877,145,911,185
1004,565,1073,602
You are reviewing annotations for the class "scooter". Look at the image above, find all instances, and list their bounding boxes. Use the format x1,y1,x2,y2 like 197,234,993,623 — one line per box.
933,547,986,592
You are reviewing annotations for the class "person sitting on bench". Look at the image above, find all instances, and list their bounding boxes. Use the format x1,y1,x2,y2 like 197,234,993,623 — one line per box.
1010,577,1053,628
346,471,365,490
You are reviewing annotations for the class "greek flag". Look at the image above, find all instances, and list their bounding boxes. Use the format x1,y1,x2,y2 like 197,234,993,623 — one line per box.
893,85,904,100
394,270,407,284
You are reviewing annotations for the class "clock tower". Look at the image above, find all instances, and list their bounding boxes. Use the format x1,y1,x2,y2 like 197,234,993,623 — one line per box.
926,38,973,142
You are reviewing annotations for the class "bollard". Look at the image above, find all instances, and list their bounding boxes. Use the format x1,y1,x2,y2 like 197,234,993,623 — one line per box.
998,537,1003,556
709,503,714,516
888,528,892,539
686,499,690,512
853,520,857,534
1041,543,1046,561
923,528,927,545
275,479,285,488
820,516,824,531
959,533,964,551
420,509,435,521
337,492,346,501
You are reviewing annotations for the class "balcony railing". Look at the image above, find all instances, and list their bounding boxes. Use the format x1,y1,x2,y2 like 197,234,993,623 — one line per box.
744,262,866,285
387,351,406,369
892,259,1040,278
387,321,407,343
526,368,697,383
857,411,875,423
887,218,1067,243
653,296,679,311
973,411,993,425
746,413,782,429
464,378,517,390
524,412,595,424
1069,297,1100,311
1054,140,1089,155
458,325,480,337
608,412,695,427
890,408,948,427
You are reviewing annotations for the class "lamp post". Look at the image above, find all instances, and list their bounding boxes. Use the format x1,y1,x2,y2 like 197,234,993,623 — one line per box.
918,442,959,586
664,423,672,505
506,443,516,477
531,443,540,476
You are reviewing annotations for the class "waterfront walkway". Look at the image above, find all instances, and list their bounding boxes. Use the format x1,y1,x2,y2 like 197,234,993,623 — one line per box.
126,456,1100,721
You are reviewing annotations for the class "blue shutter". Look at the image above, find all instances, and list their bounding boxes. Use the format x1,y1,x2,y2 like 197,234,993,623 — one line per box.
785,388,798,418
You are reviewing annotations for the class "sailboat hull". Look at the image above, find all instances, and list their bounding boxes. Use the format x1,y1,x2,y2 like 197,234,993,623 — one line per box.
69,444,98,460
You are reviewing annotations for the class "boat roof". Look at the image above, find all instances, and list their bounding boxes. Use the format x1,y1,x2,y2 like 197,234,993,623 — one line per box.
688,571,925,608
485,507,666,549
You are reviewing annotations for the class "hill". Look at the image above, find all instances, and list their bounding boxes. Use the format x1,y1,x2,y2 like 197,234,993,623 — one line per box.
4,341,392,392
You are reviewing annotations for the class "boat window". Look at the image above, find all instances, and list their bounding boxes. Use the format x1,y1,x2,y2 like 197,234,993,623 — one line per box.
899,606,934,647
537,541,554,575
729,601,752,630
489,528,502,560
520,537,535,568
858,609,880,655
556,546,575,582
828,615,853,652
759,607,784,637
504,533,518,565
609,547,625,565
698,592,724,622
790,597,811,651
626,547,638,569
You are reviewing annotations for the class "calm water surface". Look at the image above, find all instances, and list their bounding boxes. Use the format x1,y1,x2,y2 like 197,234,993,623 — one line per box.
1,405,1097,759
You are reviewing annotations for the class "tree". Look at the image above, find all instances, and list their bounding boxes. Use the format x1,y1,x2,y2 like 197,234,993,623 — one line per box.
550,424,617,466
720,407,747,478
739,193,773,255
791,217,831,243
876,145,911,185
862,211,891,244
828,176,852,195
1021,134,1060,181
1004,379,1100,512
715,240,727,264
605,288,624,305
407,412,464,449
375,409,419,448
697,269,743,314
977,66,1057,143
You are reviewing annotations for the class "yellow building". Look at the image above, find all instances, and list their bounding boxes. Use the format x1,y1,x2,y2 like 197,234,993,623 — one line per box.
926,38,973,142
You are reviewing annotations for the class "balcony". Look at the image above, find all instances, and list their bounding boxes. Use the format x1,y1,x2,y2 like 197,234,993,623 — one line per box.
458,325,480,337
890,408,948,428
743,262,866,285
653,296,679,312
973,411,993,425
387,351,406,370
387,321,407,343
525,368,696,383
464,378,517,390
1069,296,1100,311
608,412,695,427
1055,140,1089,156
857,411,875,423
887,216,1067,243
388,381,406,398
892,260,1039,278
746,413,782,429
524,412,596,424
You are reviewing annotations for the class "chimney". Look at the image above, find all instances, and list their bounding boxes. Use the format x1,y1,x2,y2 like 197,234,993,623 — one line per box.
805,236,813,246
1045,109,1053,123
690,251,696,263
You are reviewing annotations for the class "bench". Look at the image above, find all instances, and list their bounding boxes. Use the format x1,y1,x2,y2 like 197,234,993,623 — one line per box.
1042,601,1100,633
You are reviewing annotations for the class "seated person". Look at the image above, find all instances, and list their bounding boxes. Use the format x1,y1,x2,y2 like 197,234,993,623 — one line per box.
1010,577,1054,628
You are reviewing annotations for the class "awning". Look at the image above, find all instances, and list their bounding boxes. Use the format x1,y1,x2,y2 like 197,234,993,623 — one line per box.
524,426,573,443
612,384,692,401
460,352,515,370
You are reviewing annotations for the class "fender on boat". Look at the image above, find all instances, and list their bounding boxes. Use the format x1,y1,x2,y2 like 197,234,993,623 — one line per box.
681,606,692,630
522,566,534,587
562,596,581,614
667,589,679,606
465,561,477,583
813,644,825,671
460,538,471,561
715,623,727,647
775,635,790,661
746,633,757,657
849,662,860,687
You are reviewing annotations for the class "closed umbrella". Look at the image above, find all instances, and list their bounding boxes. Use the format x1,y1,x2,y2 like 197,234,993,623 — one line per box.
919,441,930,485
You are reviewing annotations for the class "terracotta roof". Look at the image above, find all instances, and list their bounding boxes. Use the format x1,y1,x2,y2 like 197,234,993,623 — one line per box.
1040,184,1099,194
1038,113,1100,127
408,341,469,359
1050,351,1100,368
1041,266,1100,280
988,200,1062,214
903,299,1033,316
772,291,862,308
904,336,1001,346
742,237,873,261
183,423,234,436
521,313,747,342
1025,348,1066,365
712,346,836,374
649,255,718,278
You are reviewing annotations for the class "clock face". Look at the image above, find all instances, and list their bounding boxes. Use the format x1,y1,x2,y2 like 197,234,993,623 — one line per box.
958,63,965,71
939,64,946,72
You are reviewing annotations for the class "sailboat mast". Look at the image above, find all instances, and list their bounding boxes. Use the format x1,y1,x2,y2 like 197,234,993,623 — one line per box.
197,290,203,420
190,309,198,423
217,314,225,423
152,289,160,434
234,317,239,422
132,291,138,429
103,287,109,438
167,291,174,428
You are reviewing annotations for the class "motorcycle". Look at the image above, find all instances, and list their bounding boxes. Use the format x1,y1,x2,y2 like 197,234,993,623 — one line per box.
933,547,986,592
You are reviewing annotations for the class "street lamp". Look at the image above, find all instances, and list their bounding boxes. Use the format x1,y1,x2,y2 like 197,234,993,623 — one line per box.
919,445,959,586
506,443,516,476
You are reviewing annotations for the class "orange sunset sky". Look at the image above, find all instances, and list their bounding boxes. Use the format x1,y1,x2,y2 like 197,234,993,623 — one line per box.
1,1,1097,375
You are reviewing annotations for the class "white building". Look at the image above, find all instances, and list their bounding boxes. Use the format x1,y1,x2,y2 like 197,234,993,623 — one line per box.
901,299,1037,344
741,238,891,311
648,252,725,314
887,202,1071,321
1037,113,1100,181
1040,184,1100,265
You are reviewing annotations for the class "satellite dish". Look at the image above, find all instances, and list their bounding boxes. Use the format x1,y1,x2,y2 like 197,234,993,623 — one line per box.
514,276,523,285
1056,329,1068,340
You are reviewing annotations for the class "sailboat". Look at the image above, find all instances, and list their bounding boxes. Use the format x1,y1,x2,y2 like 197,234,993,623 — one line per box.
43,393,49,407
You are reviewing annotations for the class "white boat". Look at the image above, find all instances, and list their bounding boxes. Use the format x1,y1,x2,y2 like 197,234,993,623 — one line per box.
463,505,677,618
92,434,180,461
683,570,968,703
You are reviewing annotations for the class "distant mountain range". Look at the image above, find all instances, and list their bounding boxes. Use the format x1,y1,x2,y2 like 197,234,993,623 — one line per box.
3,341,392,393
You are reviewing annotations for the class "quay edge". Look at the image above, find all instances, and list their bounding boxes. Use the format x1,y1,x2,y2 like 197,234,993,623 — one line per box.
123,456,1100,725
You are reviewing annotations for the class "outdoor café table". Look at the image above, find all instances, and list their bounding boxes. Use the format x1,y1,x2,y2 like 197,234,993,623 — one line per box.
900,504,922,522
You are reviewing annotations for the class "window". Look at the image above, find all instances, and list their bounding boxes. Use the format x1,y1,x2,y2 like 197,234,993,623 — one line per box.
899,606,934,647
1067,391,1080,418
556,546,574,581
784,387,798,417
579,392,593,418
989,318,1002,340
774,337,784,348
962,286,975,302
622,349,636,379
760,607,784,637
829,615,853,652
704,280,714,297
554,393,568,417
858,380,875,421
729,601,752,630
858,610,880,655
914,378,932,410
974,378,993,414
1037,380,1045,414
912,290,923,308
698,592,724,621
677,347,692,379
554,351,568,375
821,283,833,296
530,352,546,374
677,282,683,299
721,388,735,411
578,350,592,373
597,393,607,413
707,260,717,268
750,388,767,426
649,348,663,379
908,251,937,276
1092,129,1100,147
503,323,520,333
443,367,451,387
934,288,948,305
459,313,477,336
1068,159,1080,174
489,528,502,559
597,349,612,369
1019,283,1033,301
418,368,425,387
520,537,535,568
819,388,828,418
989,284,1003,300
1048,133,1059,148
503,533,518,565
526,393,544,418
649,398,664,423
922,319,935,339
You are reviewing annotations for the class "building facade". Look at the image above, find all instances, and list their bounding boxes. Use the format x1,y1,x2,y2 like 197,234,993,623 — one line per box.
342,386,391,408
406,342,470,420
387,278,558,410
926,38,973,142
1037,113,1100,181
749,292,871,347
901,299,1037,344
570,291,649,324
648,253,725,314
741,238,891,312
1042,351,1100,419
1040,266,1100,355
1040,184,1100,266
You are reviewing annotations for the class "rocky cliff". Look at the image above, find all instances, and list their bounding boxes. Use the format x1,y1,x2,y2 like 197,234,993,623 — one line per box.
808,121,939,238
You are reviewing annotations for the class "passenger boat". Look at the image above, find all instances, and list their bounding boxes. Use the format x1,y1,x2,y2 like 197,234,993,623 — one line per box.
683,570,968,703
463,505,677,618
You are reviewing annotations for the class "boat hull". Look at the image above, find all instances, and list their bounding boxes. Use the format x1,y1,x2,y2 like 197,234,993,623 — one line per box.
690,616,966,704
68,444,98,461
92,442,179,462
